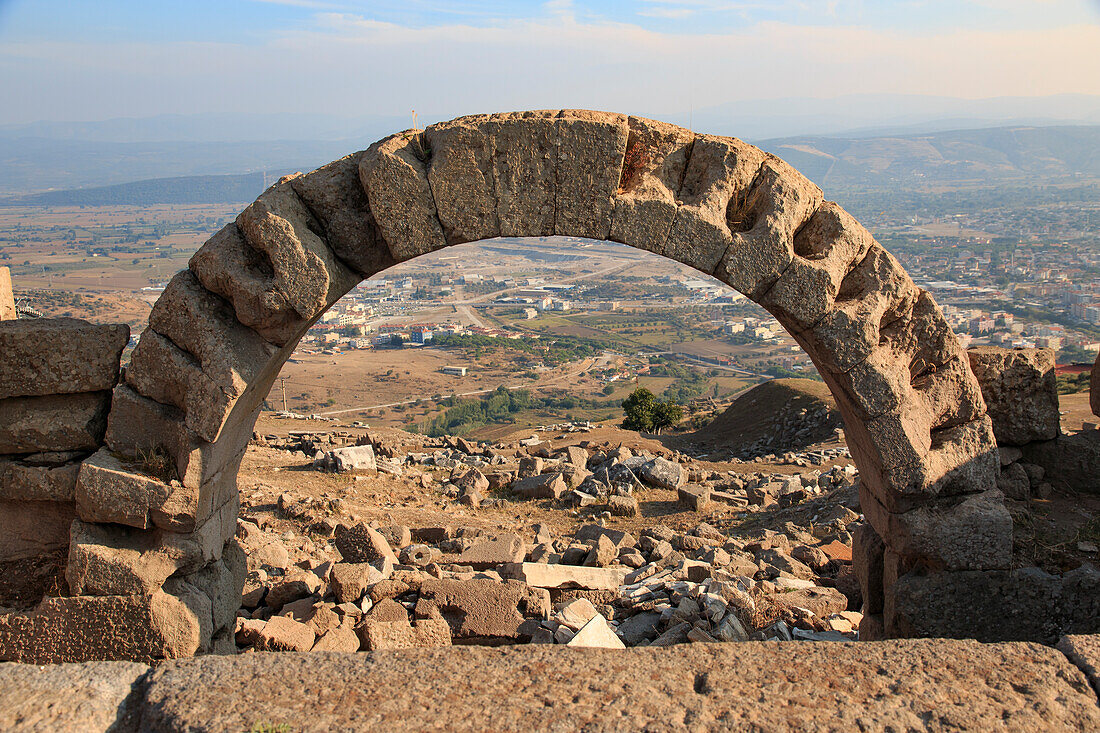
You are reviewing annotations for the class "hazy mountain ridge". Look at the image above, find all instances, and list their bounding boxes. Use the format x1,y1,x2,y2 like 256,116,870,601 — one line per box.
3,124,1099,202
762,125,1100,190
0,172,295,207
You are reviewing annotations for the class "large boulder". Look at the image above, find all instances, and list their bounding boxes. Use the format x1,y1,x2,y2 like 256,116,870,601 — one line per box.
639,458,685,489
513,472,567,499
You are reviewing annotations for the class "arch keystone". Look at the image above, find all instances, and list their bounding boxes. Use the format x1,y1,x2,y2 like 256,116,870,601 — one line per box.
553,110,629,240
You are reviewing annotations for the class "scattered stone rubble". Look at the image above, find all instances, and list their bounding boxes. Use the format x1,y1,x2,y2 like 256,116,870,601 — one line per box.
233,436,866,653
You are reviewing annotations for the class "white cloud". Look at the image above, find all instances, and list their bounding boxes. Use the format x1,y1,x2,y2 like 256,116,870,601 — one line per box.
1,10,1098,124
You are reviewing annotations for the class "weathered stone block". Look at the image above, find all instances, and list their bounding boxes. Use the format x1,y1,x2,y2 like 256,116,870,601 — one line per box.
554,110,628,241
0,659,148,732
715,156,823,297
0,318,127,399
487,110,558,238
418,578,547,639
0,498,74,561
75,448,200,532
513,471,567,499
0,591,202,663
967,346,1059,446
501,562,627,590
361,131,448,261
189,224,302,347
104,384,247,518
887,566,1097,643
664,134,766,275
862,417,999,513
355,617,451,651
0,454,81,502
609,116,694,253
128,271,279,442
761,202,875,332
797,245,921,374
66,495,238,596
424,115,500,245
852,522,885,615
1021,430,1100,495
290,151,395,277
859,486,1012,572
334,523,396,564
0,392,110,454
677,485,711,511
0,266,13,321
457,534,526,569
639,457,685,489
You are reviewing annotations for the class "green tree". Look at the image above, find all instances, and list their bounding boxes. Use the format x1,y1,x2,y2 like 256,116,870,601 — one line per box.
621,387,683,434
621,387,657,431
652,400,684,434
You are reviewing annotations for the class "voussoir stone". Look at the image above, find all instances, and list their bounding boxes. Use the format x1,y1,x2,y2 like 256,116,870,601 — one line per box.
128,270,280,442
361,131,448,262
554,110,629,240
290,151,396,277
609,116,695,252
0,318,127,399
715,155,824,298
663,134,766,275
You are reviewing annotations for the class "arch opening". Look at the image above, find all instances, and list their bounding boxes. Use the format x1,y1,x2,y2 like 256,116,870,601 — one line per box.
1,110,1011,662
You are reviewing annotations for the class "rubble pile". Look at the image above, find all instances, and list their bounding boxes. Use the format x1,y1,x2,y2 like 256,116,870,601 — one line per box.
234,438,866,653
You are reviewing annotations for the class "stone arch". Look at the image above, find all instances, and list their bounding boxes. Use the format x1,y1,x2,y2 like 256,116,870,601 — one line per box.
44,111,1004,659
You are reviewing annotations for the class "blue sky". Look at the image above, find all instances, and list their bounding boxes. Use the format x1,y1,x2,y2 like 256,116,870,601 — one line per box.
1,0,1099,124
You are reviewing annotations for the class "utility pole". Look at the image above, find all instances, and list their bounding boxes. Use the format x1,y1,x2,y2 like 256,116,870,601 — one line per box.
279,377,288,412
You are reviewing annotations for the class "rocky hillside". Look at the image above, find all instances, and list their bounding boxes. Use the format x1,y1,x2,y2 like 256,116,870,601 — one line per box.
683,379,842,460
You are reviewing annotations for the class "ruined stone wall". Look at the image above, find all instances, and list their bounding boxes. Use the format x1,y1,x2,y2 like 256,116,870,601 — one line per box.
0,319,128,607
853,345,1099,642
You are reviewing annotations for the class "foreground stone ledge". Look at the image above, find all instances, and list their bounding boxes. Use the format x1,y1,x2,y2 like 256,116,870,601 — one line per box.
0,660,146,732
0,639,1086,732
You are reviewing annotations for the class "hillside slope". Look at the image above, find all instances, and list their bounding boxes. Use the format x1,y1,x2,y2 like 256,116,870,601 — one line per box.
683,378,842,457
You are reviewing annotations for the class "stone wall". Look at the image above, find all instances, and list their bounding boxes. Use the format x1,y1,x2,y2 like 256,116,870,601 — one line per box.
0,317,246,663
0,319,128,609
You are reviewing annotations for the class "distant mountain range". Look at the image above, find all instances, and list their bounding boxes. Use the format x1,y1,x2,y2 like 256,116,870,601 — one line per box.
3,94,1100,195
0,172,293,207
2,123,1098,205
760,125,1100,190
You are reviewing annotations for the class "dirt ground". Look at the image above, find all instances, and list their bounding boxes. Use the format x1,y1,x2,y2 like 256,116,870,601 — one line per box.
245,414,856,552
